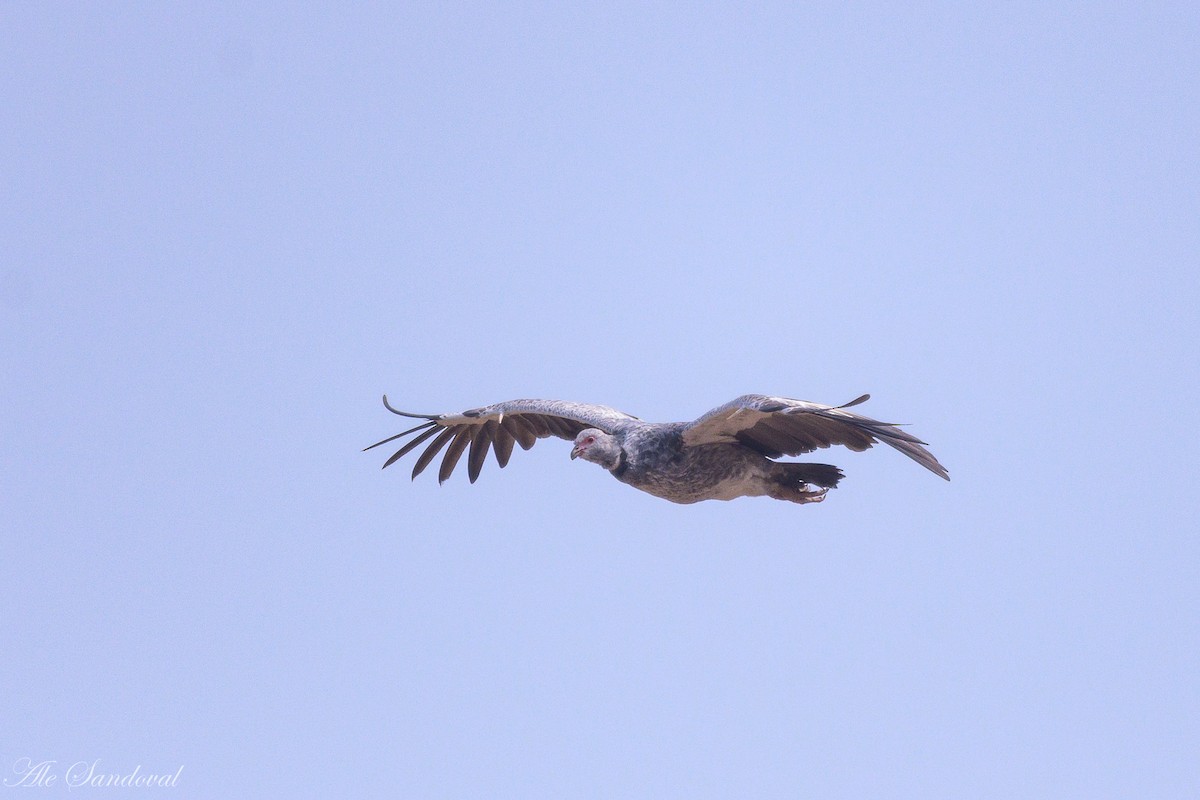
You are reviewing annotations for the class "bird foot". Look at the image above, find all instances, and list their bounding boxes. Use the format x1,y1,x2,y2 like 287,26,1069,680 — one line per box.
795,486,828,504
770,483,828,504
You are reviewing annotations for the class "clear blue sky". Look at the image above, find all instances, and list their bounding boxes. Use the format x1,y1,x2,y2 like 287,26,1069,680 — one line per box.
3,3,1197,797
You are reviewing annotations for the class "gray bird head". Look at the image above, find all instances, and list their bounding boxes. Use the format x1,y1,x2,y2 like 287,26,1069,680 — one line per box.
570,428,623,471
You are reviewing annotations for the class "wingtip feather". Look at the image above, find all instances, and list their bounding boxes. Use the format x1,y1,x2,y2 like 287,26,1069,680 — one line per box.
381,394,440,420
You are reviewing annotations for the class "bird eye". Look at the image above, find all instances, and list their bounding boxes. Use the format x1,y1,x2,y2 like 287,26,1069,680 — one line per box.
584,436,595,445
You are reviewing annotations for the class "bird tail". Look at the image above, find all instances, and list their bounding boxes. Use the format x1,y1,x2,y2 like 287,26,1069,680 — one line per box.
774,462,844,489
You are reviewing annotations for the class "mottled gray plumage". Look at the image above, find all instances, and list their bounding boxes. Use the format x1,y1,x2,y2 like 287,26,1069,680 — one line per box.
365,393,949,505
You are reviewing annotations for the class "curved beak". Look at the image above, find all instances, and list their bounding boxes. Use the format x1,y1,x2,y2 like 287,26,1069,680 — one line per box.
569,446,581,460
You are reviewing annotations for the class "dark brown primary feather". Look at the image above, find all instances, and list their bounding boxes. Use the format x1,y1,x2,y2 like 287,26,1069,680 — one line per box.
467,422,495,483
438,426,474,484
381,424,440,469
363,420,436,455
503,416,538,450
409,427,456,480
492,421,516,467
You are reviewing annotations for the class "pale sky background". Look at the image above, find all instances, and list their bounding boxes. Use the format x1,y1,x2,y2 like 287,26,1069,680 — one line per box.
3,3,1198,798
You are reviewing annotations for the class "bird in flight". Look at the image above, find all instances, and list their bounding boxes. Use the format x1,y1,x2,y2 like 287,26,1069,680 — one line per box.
365,394,948,505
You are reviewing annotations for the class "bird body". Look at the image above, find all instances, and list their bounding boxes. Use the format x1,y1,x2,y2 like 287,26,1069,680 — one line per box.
366,393,948,505
585,423,798,504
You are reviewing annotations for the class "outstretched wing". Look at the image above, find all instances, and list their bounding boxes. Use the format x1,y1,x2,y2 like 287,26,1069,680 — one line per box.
365,397,639,484
682,394,949,480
